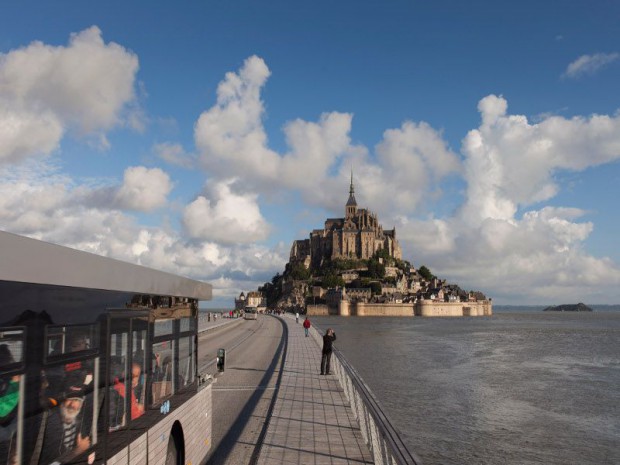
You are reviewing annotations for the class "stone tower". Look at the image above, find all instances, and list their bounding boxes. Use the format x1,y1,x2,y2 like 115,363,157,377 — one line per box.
346,170,357,219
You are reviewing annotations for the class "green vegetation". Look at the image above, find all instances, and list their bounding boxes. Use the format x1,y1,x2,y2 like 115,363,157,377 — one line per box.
418,265,435,281
289,261,311,280
259,272,283,307
369,281,382,295
366,258,386,279
321,272,345,289
316,258,363,276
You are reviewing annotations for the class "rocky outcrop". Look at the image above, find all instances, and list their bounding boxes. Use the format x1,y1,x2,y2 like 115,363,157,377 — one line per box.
543,302,593,312
276,279,307,311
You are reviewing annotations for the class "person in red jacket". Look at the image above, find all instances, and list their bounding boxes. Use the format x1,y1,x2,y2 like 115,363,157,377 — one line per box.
303,317,311,337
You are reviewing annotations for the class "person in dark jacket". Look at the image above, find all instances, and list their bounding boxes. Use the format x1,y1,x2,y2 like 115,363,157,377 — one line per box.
320,328,336,375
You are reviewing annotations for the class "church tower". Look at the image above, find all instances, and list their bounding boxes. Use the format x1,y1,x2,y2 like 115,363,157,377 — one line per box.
345,170,357,219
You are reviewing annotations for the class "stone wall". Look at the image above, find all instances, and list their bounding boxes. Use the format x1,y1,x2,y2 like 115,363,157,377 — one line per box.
306,304,334,316
307,299,493,317
351,302,413,316
415,300,492,317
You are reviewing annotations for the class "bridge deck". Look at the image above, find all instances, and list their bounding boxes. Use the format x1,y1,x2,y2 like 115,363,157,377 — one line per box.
256,316,374,465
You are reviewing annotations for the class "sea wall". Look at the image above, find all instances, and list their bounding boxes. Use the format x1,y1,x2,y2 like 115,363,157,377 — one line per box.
352,302,413,316
307,299,492,317
306,304,334,316
415,300,492,317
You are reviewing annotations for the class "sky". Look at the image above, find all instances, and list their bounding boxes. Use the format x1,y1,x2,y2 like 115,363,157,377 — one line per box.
1,0,620,307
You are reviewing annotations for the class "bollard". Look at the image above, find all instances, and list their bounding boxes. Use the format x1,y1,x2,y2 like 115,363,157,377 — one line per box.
216,348,226,372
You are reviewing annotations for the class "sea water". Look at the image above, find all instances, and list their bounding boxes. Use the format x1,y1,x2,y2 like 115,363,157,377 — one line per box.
312,311,620,465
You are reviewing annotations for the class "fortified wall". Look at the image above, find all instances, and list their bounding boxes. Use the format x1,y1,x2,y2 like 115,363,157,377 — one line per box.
306,299,492,317
415,299,492,317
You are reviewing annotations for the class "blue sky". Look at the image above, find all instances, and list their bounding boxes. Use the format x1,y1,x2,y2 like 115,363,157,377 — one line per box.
1,0,619,306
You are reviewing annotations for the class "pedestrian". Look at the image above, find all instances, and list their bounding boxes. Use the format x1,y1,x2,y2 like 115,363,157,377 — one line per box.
303,317,311,337
320,328,336,375
295,312,299,323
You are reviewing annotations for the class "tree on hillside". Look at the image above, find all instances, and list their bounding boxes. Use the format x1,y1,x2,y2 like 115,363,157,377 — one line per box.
259,273,283,307
367,258,386,279
321,273,345,289
289,262,311,280
317,258,361,276
369,281,382,295
418,265,435,281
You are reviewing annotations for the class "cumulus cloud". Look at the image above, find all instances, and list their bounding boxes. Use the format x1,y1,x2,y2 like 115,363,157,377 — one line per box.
0,26,139,162
194,55,280,180
183,179,271,244
393,95,620,303
194,55,458,217
114,166,172,211
370,121,460,213
400,207,620,304
459,94,620,225
563,52,619,79
154,142,196,168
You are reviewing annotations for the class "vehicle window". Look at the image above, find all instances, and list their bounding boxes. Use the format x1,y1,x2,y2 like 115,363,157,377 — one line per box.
180,317,194,333
0,328,24,374
178,336,195,387
45,324,98,360
151,341,173,405
153,319,173,337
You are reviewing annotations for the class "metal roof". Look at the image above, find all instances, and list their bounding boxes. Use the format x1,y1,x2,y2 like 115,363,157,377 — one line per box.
0,230,212,300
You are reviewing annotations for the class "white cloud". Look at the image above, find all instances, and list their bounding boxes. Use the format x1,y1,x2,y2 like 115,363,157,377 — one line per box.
114,166,172,211
0,26,139,162
194,55,459,218
370,121,460,213
563,52,619,79
154,142,196,168
459,94,620,225
393,95,620,304
194,55,280,181
0,105,63,164
183,179,271,244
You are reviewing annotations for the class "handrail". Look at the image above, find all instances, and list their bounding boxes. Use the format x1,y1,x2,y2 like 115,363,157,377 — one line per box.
311,322,422,465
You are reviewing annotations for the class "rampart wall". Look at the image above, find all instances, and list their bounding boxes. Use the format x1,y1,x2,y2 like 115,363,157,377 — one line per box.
352,302,413,316
306,304,335,316
306,299,492,317
415,300,492,317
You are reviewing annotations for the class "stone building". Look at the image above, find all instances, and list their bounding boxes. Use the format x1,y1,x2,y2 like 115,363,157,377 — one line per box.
290,174,402,269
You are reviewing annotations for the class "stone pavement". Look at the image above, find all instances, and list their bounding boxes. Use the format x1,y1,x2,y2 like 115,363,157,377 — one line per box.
256,316,374,465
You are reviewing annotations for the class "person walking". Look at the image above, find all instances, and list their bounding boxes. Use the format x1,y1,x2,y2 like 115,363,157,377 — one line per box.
303,317,311,337
295,312,299,323
320,328,336,375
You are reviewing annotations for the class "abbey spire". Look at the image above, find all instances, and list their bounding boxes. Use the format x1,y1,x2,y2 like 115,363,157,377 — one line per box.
345,169,357,219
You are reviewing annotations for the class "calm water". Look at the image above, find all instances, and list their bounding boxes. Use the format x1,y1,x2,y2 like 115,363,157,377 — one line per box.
312,312,620,465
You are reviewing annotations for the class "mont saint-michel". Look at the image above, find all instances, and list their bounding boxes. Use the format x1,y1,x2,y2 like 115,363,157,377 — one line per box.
242,175,492,317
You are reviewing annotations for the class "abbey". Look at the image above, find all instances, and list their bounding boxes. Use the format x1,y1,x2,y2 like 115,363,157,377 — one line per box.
290,175,402,269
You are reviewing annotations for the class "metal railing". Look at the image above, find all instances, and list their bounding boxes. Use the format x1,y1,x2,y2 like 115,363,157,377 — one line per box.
310,324,422,465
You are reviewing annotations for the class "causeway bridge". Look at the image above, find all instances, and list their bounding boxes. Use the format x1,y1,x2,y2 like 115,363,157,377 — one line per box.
197,313,420,465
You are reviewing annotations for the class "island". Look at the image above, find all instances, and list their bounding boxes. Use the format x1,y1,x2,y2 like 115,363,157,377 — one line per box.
238,174,492,317
543,303,593,312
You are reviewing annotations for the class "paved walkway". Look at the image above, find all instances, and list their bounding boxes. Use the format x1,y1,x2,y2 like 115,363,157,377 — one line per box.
256,316,374,465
